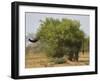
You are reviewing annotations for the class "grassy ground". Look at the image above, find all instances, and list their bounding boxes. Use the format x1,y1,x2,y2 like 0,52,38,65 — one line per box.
25,52,89,68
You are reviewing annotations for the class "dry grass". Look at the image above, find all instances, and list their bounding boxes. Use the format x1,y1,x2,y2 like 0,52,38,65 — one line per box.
25,52,89,68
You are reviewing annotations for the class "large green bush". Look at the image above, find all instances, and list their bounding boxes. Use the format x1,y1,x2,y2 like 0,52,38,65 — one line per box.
36,18,85,59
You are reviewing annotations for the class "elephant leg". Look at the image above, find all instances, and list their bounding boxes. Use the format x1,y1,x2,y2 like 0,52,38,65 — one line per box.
68,52,73,61
74,51,79,62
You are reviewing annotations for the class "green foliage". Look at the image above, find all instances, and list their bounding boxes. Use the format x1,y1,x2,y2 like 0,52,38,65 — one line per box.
36,17,85,58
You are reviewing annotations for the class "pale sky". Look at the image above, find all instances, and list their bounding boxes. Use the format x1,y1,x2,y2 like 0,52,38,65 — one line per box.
25,12,90,36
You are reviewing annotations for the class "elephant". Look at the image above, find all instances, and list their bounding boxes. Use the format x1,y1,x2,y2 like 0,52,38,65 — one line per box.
29,37,83,62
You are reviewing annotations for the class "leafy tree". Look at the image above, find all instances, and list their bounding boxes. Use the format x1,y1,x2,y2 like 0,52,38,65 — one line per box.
36,17,85,61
